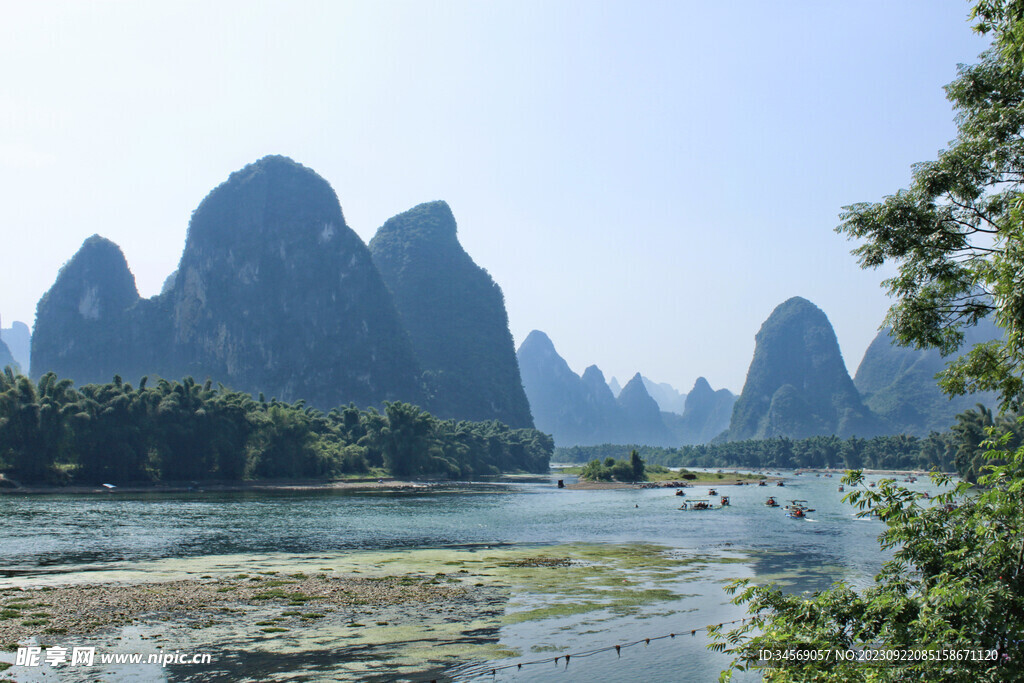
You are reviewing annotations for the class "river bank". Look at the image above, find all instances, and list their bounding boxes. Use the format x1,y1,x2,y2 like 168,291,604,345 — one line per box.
565,476,776,489
0,477,469,496
0,569,479,645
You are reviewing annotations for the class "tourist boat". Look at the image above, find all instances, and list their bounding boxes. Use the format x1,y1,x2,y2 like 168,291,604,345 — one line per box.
785,500,814,519
776,481,785,487
766,497,779,507
675,489,685,496
758,480,767,487
708,488,718,495
838,485,844,492
679,499,717,511
720,496,730,506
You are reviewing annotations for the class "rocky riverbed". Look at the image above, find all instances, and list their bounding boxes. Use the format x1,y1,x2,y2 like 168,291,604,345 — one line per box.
0,571,480,645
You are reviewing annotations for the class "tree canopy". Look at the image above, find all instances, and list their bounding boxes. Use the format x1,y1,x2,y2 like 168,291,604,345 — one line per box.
0,369,552,486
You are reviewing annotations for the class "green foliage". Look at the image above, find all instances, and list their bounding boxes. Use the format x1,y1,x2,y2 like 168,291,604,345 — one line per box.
579,451,647,482
711,456,1023,682
630,449,645,481
0,370,552,485
556,431,974,473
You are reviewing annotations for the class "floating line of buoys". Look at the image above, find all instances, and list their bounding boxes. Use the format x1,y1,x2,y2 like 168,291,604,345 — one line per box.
436,616,751,681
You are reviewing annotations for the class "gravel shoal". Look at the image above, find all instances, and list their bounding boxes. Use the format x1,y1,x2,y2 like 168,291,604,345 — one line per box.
0,572,472,644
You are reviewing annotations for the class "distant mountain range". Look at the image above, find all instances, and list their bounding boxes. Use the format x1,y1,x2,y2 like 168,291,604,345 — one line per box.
516,330,734,447
522,296,1003,447
0,334,15,373
0,318,28,373
19,156,1004,443
640,377,687,414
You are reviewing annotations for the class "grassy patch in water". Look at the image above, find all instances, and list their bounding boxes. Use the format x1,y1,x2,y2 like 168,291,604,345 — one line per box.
503,602,608,624
530,644,565,653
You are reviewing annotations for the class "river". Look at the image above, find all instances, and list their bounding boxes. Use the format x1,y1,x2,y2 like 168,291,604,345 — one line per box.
0,470,946,682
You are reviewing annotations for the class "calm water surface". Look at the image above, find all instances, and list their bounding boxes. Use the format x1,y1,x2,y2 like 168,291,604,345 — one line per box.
0,471,946,682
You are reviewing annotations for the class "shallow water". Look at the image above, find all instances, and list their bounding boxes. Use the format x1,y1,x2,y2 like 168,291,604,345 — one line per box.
0,471,948,681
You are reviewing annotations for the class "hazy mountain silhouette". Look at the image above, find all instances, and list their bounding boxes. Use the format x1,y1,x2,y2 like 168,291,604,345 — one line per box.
517,331,678,446
726,297,883,440
641,376,687,414
666,377,735,444
855,318,1001,435
369,201,533,427
33,156,433,409
0,319,30,373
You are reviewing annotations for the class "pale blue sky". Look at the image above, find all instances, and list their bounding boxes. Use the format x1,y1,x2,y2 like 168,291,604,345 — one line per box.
0,1,989,393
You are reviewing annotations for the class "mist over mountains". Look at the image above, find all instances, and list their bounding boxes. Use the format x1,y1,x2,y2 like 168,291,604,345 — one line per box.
516,331,734,447
0,333,15,373
854,319,1002,436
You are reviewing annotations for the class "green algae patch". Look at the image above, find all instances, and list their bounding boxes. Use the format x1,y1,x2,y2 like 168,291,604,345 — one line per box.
0,542,746,680
352,542,730,629
503,602,609,624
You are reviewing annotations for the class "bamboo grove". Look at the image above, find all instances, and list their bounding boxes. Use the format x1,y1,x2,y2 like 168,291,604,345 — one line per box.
0,369,552,485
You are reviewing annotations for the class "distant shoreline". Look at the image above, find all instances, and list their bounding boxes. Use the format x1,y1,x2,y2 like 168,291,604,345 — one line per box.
0,468,947,496
566,476,780,490
0,478,460,496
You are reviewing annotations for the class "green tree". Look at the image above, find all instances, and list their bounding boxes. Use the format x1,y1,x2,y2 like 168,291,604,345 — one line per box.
630,449,645,481
74,379,155,483
380,401,437,477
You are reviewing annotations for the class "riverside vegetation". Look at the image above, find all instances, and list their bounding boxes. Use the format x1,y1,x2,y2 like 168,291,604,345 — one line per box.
0,369,552,486
565,450,767,485
555,404,1021,484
